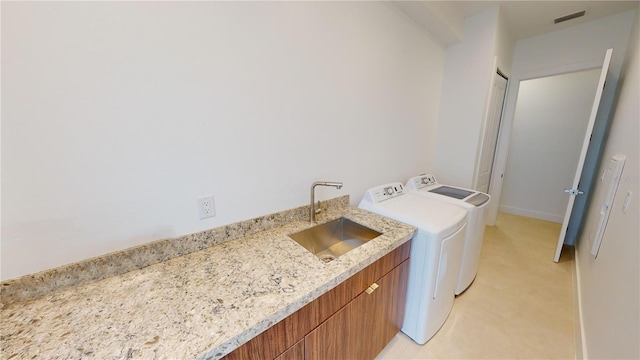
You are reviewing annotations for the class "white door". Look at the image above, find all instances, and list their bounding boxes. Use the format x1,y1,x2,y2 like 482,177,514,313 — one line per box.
475,71,508,193
554,48,613,262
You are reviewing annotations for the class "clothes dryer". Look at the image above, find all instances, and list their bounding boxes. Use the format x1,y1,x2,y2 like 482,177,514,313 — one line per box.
359,183,466,344
406,174,490,295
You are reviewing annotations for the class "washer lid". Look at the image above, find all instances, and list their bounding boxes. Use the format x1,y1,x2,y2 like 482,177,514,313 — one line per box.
359,191,466,238
406,175,490,206
428,186,474,199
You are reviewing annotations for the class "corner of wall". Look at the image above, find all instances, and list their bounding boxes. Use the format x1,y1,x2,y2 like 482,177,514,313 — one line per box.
574,7,639,359
433,7,501,188
391,1,464,45
495,5,515,76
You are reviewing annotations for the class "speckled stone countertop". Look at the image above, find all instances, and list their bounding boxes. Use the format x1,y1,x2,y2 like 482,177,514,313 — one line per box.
1,205,415,359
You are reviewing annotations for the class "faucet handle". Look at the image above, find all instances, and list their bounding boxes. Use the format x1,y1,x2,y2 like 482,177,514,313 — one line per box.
314,200,322,214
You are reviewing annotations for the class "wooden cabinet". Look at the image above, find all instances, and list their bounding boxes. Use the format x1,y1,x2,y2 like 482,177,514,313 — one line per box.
305,261,409,360
222,241,410,360
275,339,304,360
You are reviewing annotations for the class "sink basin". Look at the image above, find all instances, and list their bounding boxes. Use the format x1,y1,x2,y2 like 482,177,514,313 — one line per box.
288,217,382,263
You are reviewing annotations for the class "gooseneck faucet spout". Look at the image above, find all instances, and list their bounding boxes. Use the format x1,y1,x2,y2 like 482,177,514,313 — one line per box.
310,181,343,224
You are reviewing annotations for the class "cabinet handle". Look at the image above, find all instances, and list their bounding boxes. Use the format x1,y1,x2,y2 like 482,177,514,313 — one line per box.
365,282,379,295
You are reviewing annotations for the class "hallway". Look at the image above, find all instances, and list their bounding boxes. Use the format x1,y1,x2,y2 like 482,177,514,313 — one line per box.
378,212,575,359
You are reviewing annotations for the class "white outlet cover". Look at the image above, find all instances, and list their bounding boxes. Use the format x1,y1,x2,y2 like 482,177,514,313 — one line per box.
198,195,216,219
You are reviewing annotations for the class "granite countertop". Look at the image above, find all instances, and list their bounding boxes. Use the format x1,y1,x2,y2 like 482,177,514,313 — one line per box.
0,205,415,359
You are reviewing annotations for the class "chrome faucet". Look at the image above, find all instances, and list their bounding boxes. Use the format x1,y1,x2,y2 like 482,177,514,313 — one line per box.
310,181,343,224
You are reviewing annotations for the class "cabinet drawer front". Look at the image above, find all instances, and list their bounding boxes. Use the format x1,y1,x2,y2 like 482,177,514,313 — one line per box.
351,240,411,298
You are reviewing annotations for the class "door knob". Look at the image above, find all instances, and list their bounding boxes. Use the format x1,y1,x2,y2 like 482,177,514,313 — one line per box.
564,188,584,196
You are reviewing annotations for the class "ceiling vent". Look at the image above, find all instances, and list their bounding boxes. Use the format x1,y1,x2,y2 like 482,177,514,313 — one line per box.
554,10,587,24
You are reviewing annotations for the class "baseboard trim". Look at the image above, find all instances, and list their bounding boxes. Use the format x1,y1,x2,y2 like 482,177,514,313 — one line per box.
574,246,587,359
498,205,564,223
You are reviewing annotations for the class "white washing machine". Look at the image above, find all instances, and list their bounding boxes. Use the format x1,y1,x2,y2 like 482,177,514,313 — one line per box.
406,174,490,295
359,182,466,345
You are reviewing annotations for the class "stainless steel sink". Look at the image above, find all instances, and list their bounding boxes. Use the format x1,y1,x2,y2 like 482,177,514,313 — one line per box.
288,217,382,263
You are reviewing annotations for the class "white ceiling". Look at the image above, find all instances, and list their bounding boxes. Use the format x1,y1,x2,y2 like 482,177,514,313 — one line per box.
453,1,638,40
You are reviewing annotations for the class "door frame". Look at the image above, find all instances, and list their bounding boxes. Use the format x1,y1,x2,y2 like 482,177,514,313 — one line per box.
554,48,613,262
485,58,605,227
472,56,508,195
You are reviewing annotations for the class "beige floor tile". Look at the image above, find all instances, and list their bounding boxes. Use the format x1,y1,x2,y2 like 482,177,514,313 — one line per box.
377,212,574,360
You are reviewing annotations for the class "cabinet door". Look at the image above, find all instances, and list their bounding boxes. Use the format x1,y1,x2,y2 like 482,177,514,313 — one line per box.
305,260,409,360
275,339,304,360
364,258,409,353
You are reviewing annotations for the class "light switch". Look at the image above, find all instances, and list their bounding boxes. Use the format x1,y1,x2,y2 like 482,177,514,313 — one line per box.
623,191,632,214
589,154,626,258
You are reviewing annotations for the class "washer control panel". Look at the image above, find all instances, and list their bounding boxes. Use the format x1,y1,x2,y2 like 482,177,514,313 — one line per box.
368,182,405,203
409,174,438,190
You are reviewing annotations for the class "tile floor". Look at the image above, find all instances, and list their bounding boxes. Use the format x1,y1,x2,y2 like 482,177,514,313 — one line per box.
377,212,575,359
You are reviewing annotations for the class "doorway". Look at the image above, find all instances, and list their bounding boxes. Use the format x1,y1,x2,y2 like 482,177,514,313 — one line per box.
486,48,616,262
498,69,601,223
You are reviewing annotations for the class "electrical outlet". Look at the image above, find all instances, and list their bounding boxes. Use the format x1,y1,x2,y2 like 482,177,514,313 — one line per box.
198,195,216,219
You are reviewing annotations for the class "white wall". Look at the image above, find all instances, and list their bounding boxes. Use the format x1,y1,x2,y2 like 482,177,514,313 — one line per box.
576,6,639,358
392,1,464,45
494,7,514,77
510,11,636,78
433,7,501,188
1,2,446,280
500,69,600,222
